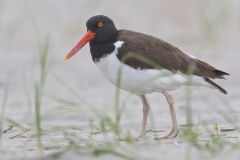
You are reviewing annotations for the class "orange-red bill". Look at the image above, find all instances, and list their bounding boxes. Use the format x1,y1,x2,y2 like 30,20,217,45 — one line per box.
64,31,95,61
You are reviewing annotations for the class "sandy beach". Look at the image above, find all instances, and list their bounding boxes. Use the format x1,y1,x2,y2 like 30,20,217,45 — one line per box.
0,0,240,159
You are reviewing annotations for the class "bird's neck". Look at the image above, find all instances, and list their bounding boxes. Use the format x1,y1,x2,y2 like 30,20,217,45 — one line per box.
89,42,115,63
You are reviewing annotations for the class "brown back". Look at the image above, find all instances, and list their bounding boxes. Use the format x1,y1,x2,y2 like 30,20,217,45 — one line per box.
117,30,228,79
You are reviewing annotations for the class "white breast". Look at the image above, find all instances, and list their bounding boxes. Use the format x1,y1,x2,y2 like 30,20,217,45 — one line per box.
95,41,209,95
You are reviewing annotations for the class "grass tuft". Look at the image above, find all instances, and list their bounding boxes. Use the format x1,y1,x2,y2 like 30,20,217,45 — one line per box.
0,81,10,141
34,36,51,152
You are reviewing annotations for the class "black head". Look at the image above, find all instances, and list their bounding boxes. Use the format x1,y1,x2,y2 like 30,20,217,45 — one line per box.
65,15,118,61
86,15,118,45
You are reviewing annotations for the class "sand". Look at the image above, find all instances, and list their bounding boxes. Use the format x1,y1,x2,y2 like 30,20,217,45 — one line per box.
0,0,240,159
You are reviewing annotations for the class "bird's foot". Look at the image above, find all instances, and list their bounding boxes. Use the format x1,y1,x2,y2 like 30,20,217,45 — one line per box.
154,129,179,140
135,134,146,141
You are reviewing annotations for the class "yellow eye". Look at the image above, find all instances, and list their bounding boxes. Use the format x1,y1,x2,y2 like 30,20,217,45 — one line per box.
98,22,103,27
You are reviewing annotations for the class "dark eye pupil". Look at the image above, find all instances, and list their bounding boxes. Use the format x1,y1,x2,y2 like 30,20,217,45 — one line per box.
98,22,103,27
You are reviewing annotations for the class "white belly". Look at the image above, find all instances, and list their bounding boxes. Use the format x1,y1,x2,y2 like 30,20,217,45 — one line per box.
95,42,208,95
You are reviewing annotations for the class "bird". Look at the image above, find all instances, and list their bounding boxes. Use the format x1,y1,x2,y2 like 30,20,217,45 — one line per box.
65,15,229,139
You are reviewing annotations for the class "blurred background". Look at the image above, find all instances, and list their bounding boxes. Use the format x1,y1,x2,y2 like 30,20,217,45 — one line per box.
0,0,240,159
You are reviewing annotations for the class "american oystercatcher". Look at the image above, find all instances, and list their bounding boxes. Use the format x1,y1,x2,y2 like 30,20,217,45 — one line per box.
65,15,229,139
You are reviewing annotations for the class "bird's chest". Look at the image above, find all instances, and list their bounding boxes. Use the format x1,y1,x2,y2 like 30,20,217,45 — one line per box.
95,51,128,87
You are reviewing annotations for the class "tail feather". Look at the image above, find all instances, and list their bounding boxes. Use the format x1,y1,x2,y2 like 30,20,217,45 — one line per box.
213,69,229,79
204,77,227,94
194,60,229,79
191,59,229,94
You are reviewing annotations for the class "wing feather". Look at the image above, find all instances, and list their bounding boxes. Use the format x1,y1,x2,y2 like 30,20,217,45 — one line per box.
116,30,229,79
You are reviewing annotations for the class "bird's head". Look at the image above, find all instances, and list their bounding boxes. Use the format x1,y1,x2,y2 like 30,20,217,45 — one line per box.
65,15,117,61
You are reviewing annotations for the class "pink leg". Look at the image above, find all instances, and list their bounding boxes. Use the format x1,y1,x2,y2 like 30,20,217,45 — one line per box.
156,91,179,139
138,95,150,138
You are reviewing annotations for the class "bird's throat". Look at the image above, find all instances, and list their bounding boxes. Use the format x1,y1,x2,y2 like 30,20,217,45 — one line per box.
90,43,115,62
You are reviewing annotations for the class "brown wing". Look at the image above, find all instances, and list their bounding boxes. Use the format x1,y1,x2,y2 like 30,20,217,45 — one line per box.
117,30,229,79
